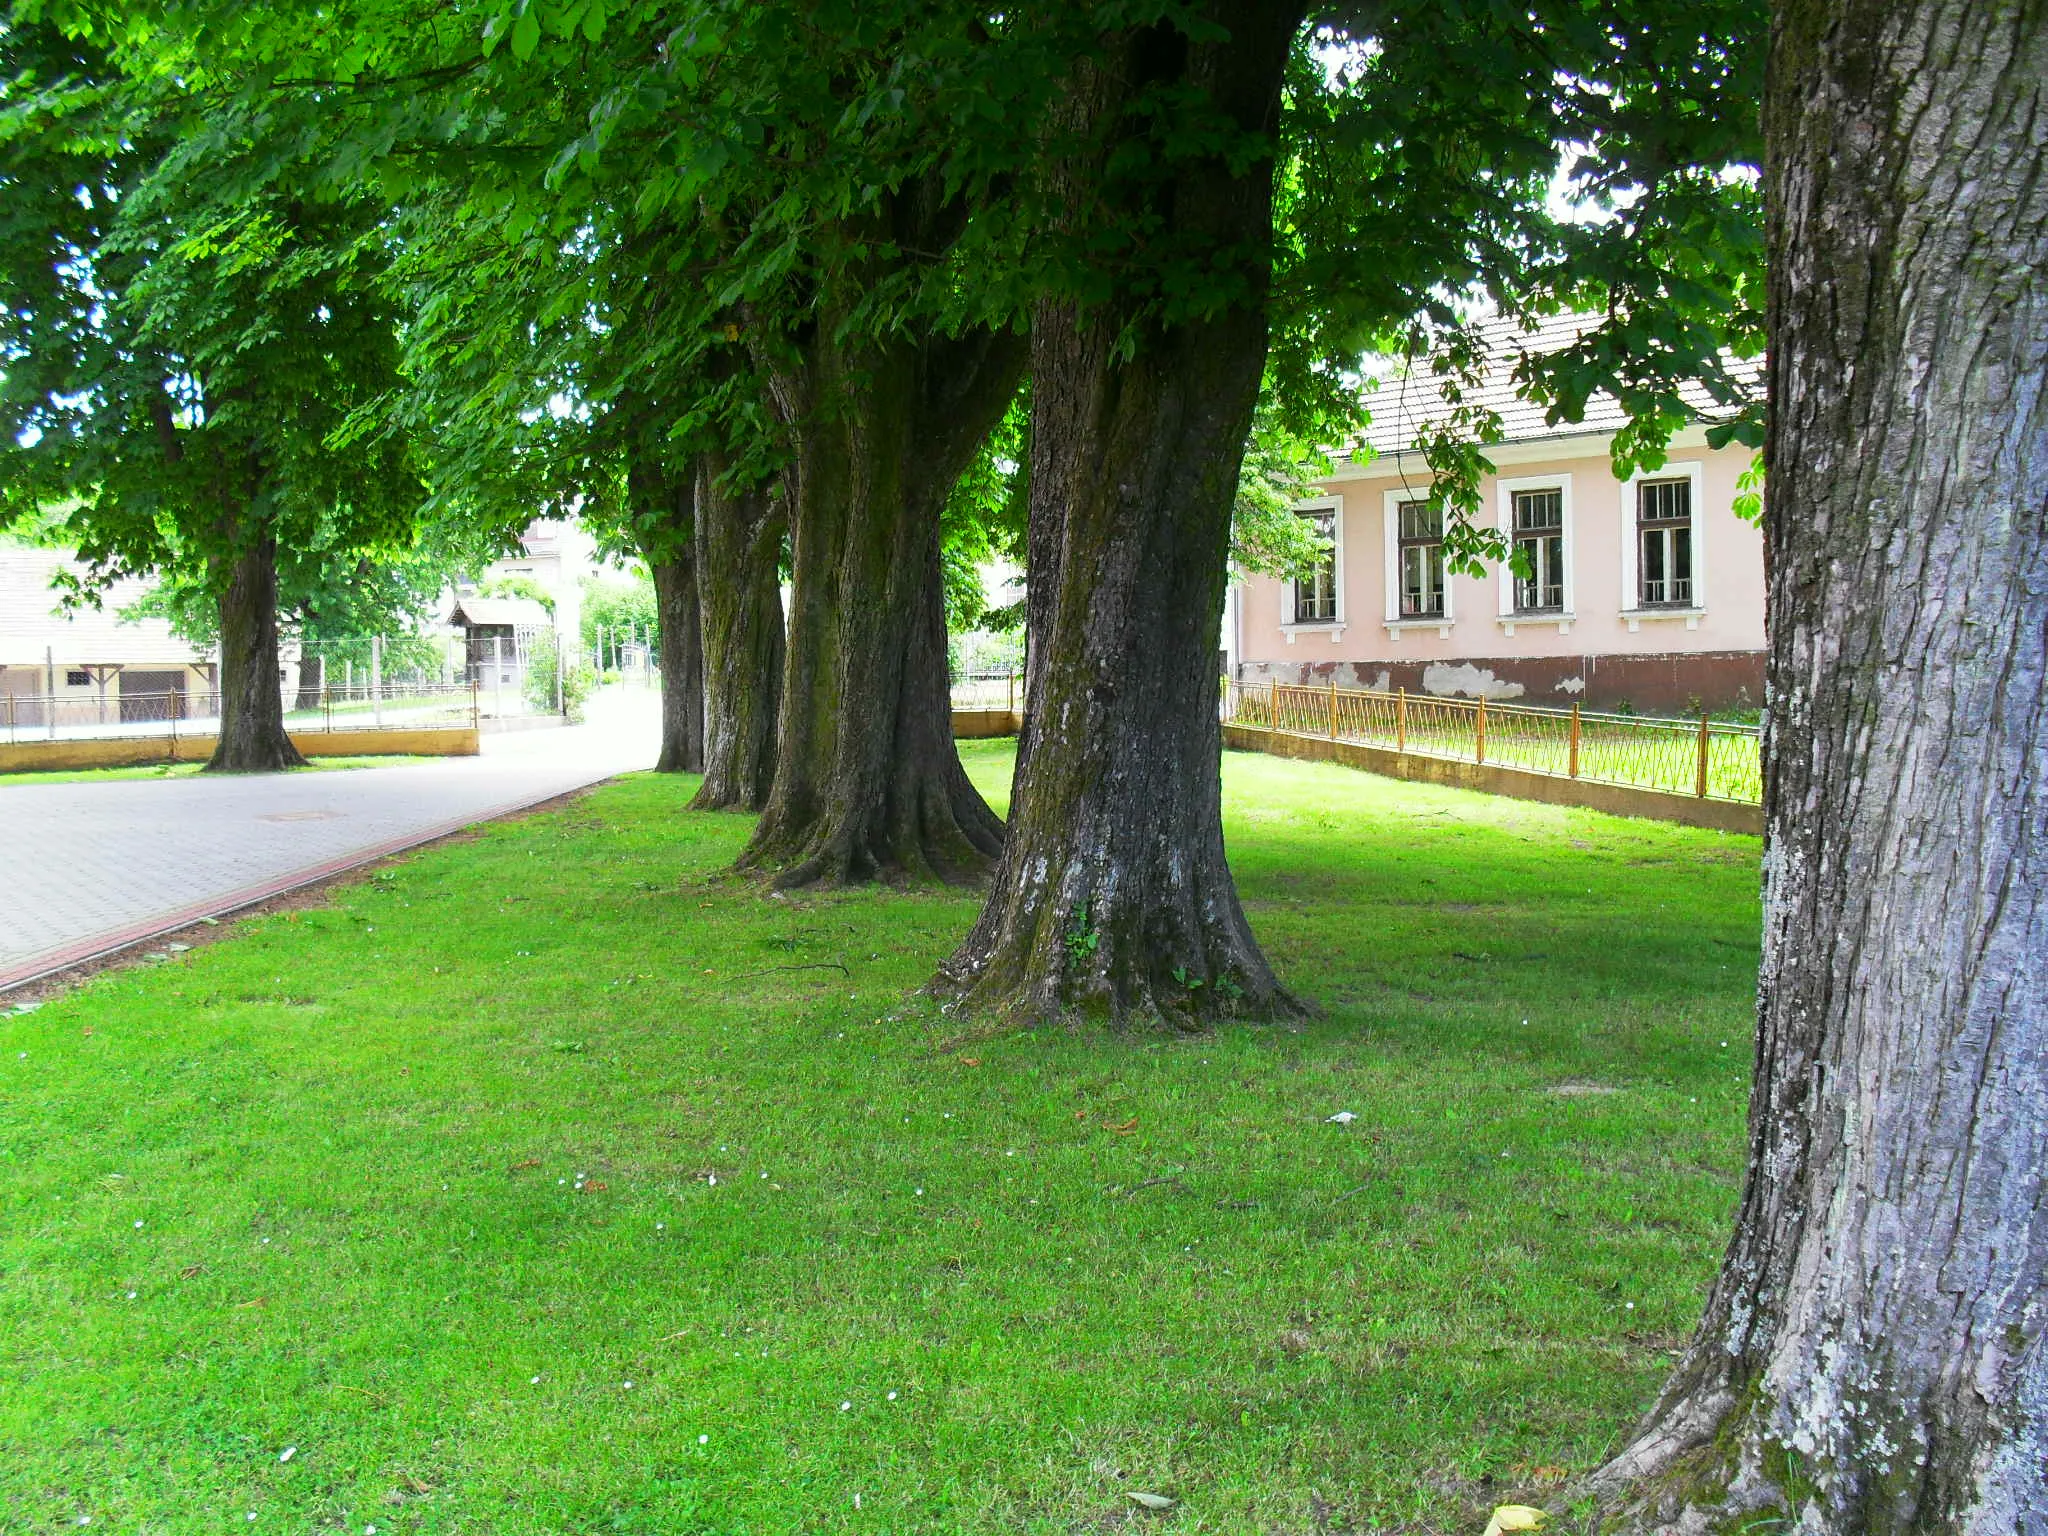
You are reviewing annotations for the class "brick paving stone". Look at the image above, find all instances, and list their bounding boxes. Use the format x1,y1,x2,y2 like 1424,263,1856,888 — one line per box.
0,694,658,986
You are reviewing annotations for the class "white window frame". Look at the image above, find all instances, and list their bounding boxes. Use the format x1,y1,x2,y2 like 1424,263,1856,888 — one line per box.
1495,473,1574,635
1620,460,1707,630
1278,495,1346,644
1381,487,1453,639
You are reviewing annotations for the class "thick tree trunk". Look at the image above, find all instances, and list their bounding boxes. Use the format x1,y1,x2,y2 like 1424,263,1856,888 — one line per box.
650,544,705,775
292,651,324,714
935,3,1303,1024
737,319,1022,884
628,440,705,774
1594,3,2048,1529
207,528,306,773
690,453,785,812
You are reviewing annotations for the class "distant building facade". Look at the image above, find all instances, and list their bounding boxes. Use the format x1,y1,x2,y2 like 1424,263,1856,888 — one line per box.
1230,317,1765,714
461,518,599,648
0,546,216,725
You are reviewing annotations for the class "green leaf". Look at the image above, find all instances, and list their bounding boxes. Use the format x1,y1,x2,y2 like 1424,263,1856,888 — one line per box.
510,8,541,62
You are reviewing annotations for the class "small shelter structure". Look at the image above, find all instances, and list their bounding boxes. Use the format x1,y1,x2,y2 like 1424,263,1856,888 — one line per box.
446,594,552,690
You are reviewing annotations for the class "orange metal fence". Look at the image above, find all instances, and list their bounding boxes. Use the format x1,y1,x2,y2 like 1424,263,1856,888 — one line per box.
1223,680,1762,804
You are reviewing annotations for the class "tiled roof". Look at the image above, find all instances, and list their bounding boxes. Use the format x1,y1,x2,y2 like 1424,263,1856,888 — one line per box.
0,546,212,668
1351,312,1763,459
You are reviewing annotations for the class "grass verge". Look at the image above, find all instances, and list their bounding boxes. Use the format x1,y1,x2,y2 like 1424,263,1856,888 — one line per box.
0,741,1760,1533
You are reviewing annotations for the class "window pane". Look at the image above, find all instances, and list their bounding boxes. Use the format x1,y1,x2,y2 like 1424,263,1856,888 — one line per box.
1513,524,1566,612
1639,478,1690,523
1643,527,1667,604
1514,489,1562,532
1398,499,1441,540
1402,545,1444,616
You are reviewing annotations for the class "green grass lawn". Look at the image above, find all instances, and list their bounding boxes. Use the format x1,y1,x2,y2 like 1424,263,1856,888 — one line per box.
0,742,1761,1534
0,756,436,788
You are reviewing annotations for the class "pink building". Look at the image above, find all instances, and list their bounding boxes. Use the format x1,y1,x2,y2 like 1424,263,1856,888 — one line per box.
1232,322,1764,714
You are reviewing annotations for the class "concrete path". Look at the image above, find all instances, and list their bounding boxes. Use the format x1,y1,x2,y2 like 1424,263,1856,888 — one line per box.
0,690,659,990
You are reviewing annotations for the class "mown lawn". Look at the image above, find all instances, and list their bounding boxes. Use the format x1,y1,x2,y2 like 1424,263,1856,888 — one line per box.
0,742,1761,1534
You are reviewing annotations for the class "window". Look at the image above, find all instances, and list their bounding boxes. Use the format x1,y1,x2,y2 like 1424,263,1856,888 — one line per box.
1512,488,1565,612
1637,477,1694,606
65,669,90,687
1397,498,1445,618
1280,497,1345,638
1292,508,1338,623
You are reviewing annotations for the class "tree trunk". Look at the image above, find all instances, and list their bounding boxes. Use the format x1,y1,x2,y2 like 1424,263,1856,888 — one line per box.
649,539,705,777
1594,2,2048,1529
736,318,1022,884
207,528,307,772
293,650,324,713
690,452,785,812
935,3,1303,1024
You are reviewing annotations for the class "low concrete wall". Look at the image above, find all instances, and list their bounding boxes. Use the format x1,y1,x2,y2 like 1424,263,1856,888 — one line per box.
301,727,478,759
1223,722,1762,836
952,709,1022,739
0,725,480,774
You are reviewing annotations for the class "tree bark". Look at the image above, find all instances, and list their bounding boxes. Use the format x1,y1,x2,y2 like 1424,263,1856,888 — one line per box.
631,445,706,773
736,312,1023,885
690,451,786,812
1594,2,2048,1529
292,650,324,714
935,3,1304,1024
207,527,307,772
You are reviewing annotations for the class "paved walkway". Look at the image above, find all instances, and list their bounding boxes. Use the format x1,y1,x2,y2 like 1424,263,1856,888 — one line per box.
0,691,659,990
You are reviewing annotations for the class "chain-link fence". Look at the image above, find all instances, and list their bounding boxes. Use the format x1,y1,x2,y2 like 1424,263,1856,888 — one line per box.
950,673,1021,712
1224,679,1762,804
1,682,479,746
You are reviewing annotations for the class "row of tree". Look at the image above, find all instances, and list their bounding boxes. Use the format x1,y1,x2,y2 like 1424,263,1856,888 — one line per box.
3,0,2042,1528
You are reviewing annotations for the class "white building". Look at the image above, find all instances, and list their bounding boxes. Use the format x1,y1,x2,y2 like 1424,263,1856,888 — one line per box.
0,546,216,725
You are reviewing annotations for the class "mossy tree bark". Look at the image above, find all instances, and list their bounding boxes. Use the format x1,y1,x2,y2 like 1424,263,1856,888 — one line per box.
737,297,1022,885
1594,1,2048,1528
207,524,307,772
641,447,704,774
690,448,785,812
935,3,1303,1024
649,540,704,773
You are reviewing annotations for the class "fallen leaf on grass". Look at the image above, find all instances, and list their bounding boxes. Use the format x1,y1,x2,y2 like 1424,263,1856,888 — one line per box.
578,1180,609,1193
178,1264,206,1279
958,1056,982,1067
1127,1491,1176,1512
1483,1505,1547,1536
507,1158,542,1172
1105,1119,1138,1134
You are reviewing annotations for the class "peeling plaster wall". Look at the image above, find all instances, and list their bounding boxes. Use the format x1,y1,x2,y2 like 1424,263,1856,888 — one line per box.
1420,661,1525,700
1237,650,1765,715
